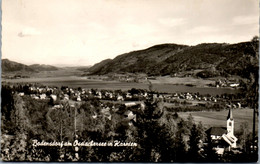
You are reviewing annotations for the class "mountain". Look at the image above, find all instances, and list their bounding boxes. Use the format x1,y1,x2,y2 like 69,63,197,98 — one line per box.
88,44,187,75
2,59,58,73
29,64,58,71
86,59,112,73
2,59,35,73
88,41,258,79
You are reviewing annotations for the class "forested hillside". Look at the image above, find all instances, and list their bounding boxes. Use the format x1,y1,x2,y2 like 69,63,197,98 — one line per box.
87,41,258,79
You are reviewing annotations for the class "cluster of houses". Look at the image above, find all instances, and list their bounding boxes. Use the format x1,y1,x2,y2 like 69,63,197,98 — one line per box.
18,85,60,100
98,103,137,123
85,74,148,83
14,83,243,111
161,92,218,102
2,74,30,79
105,74,148,83
18,85,219,104
215,79,240,88
16,85,148,102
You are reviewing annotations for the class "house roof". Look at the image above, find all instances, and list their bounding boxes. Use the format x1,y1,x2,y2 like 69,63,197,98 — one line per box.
206,127,226,136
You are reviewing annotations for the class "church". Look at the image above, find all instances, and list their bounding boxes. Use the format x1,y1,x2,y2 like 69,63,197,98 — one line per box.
206,108,238,155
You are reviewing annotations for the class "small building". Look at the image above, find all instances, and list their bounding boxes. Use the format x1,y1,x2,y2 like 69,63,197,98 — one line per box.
50,94,57,101
77,96,81,102
18,92,25,96
125,102,137,107
230,83,239,88
124,110,136,122
40,94,46,99
117,95,124,101
206,127,227,140
31,94,39,99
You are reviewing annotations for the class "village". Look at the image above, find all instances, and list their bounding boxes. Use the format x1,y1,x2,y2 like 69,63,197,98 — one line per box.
7,81,244,112
1,81,257,161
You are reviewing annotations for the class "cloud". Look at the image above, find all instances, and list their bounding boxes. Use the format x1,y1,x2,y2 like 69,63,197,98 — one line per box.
232,15,259,25
18,27,41,37
4,0,258,66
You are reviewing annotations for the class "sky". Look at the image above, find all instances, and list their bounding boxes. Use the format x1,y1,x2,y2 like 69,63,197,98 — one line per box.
2,0,259,66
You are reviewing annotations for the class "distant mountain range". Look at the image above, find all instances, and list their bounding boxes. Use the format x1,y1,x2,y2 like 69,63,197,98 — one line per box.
86,41,258,79
29,64,59,72
2,59,58,73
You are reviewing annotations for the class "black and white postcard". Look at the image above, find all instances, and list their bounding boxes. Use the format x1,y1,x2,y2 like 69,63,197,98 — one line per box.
1,0,259,162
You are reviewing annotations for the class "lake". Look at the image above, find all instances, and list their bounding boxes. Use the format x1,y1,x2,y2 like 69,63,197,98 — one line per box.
3,76,241,95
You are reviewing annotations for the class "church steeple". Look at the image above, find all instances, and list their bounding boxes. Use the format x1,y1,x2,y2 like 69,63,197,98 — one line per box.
227,108,234,135
227,108,233,120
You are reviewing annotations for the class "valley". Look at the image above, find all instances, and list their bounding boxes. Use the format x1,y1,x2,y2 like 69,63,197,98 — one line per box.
1,39,258,162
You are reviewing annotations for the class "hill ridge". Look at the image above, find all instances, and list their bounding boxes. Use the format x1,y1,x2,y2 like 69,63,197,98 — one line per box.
87,41,258,79
2,59,58,73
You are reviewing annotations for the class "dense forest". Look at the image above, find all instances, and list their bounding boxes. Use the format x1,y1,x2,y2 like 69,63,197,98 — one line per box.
1,85,258,162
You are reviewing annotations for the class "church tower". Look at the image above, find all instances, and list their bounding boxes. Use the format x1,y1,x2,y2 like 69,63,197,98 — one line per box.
227,108,234,135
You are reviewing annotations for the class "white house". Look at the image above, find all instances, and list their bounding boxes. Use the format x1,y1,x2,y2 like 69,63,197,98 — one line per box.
40,94,46,99
125,102,137,107
50,94,57,101
230,83,239,88
117,95,124,101
77,96,81,102
18,92,24,96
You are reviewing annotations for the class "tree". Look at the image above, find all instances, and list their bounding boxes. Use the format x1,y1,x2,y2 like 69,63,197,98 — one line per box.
174,119,188,162
186,114,194,131
238,122,251,154
1,132,28,161
131,95,171,162
250,35,259,56
203,133,219,162
187,122,205,162
1,85,16,134
246,36,259,157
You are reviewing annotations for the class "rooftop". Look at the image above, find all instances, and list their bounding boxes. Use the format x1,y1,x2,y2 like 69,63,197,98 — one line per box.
206,127,227,136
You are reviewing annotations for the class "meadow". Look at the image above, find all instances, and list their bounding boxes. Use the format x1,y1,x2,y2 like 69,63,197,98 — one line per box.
178,108,257,133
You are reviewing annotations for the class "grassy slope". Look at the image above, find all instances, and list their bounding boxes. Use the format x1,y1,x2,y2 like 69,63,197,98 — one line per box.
178,108,257,133
150,76,215,87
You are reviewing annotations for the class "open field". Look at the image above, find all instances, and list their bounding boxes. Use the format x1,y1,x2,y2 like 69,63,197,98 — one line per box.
178,108,258,133
150,76,215,87
3,76,240,95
